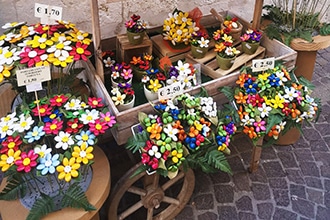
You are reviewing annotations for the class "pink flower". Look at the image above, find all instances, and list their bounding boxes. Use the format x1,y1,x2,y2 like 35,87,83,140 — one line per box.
50,94,68,107
148,158,159,170
44,119,63,135
88,97,104,108
70,42,91,61
100,112,116,127
240,33,250,42
20,47,45,67
141,152,150,164
14,150,38,173
32,104,52,117
253,120,266,132
121,68,133,80
89,119,109,136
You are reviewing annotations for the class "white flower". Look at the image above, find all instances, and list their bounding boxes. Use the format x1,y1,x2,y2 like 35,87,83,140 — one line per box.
111,71,120,80
1,22,25,29
47,40,72,58
241,114,255,126
110,87,120,95
275,70,288,85
0,120,15,139
165,100,178,112
54,131,74,150
163,124,178,141
79,109,99,124
187,108,196,116
175,60,191,75
177,74,193,89
103,57,115,68
141,75,150,83
258,103,272,118
1,112,18,124
14,114,34,133
166,76,178,85
0,46,21,65
283,86,298,102
148,145,162,159
198,37,209,48
200,97,214,106
64,98,82,110
34,144,52,158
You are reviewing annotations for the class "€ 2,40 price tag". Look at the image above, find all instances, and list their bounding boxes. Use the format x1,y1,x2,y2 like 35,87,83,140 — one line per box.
16,66,51,87
158,82,184,100
35,3,62,24
252,57,275,72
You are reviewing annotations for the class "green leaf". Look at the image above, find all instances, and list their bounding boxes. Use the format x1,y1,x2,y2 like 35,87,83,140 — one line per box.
297,31,313,42
0,174,26,200
61,182,96,211
26,193,55,220
130,164,148,178
219,86,235,102
265,113,283,134
125,130,149,153
205,149,232,175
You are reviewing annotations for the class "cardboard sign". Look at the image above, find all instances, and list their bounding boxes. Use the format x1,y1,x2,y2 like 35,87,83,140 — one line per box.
252,57,275,72
16,66,51,87
35,3,62,24
158,82,184,100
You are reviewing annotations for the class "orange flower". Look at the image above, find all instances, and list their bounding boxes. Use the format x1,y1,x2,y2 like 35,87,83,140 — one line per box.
291,103,301,119
188,126,199,138
267,125,279,138
214,42,226,53
282,67,291,81
236,73,246,87
199,117,211,127
291,83,303,90
234,92,248,104
159,56,172,70
147,123,162,140
237,105,248,120
130,56,142,65
243,126,257,139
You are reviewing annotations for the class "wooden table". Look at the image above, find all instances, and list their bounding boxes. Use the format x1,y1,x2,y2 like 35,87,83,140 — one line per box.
0,146,110,220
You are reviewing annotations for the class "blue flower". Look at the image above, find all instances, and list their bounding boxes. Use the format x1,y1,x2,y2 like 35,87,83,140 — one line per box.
268,74,280,87
24,125,45,143
244,78,258,94
170,109,180,120
154,103,167,111
185,137,197,149
36,153,60,175
75,130,96,146
146,68,159,75
216,135,226,146
42,109,62,123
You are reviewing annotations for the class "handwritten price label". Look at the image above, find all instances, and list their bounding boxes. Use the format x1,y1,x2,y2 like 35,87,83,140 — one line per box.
35,3,62,24
158,82,183,100
252,57,275,72
16,66,51,87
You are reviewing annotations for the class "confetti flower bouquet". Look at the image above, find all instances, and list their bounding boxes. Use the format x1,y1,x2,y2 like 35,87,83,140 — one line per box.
240,29,262,55
220,63,321,146
110,82,135,112
125,14,147,45
190,31,210,59
109,61,133,87
126,91,236,178
0,93,116,219
129,53,153,80
141,68,167,101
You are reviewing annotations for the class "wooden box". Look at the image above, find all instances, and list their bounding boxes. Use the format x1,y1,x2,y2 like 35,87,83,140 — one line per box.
116,33,152,64
0,83,17,117
151,34,191,62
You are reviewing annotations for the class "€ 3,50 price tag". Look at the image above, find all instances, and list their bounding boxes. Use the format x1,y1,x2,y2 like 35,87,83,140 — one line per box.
35,3,63,24
158,82,183,100
252,57,275,72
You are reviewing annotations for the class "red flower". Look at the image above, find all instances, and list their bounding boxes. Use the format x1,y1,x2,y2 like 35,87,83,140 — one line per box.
88,97,104,108
32,104,52,117
19,47,45,67
50,94,69,107
0,136,22,154
148,158,159,170
70,42,91,61
282,103,291,116
124,88,134,96
156,73,166,81
14,150,38,173
131,14,141,21
141,152,150,164
65,118,84,134
247,94,264,107
44,119,63,135
89,119,109,136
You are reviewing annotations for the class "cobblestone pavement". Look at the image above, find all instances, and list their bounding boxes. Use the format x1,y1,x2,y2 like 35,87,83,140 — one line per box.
174,48,330,220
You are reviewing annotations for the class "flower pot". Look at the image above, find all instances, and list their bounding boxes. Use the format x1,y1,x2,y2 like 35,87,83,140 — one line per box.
190,44,208,59
117,95,135,112
111,77,132,88
127,31,145,45
221,22,243,42
275,127,301,145
241,42,260,55
143,85,158,101
216,54,235,70
132,67,148,81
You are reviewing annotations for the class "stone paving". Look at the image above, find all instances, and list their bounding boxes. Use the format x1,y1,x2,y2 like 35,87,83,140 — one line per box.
174,48,330,220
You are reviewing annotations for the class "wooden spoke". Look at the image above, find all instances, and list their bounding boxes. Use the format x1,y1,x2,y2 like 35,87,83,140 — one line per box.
161,171,184,191
162,196,180,205
118,200,143,220
147,207,154,220
127,186,147,196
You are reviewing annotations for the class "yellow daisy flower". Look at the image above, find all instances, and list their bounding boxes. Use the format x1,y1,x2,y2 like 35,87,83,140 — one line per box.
56,157,80,182
72,143,94,165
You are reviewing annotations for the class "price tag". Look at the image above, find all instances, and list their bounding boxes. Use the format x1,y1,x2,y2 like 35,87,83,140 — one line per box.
35,3,62,24
252,57,275,72
158,82,183,100
16,66,51,87
26,82,43,93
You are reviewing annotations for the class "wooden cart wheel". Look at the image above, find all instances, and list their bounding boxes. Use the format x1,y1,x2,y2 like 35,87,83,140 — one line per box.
108,162,195,220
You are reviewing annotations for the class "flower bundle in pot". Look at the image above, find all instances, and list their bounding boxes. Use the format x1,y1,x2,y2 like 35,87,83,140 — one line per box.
129,53,153,80
141,68,167,101
190,30,210,59
110,61,133,88
240,29,262,55
220,62,321,146
0,94,116,219
110,82,135,112
213,29,240,70
222,15,243,42
125,14,147,45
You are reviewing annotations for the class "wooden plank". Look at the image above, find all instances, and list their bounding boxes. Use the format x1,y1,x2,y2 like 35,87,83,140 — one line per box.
249,138,263,173
0,83,17,117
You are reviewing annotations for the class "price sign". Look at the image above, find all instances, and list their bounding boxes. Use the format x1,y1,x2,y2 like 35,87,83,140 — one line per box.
158,82,183,100
16,66,51,87
35,3,62,24
26,82,43,93
252,57,275,72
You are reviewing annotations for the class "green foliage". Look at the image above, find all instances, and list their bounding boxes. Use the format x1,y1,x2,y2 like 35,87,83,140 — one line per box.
126,130,149,153
0,174,26,200
320,23,330,35
26,193,55,220
130,164,148,178
205,149,232,174
61,182,96,211
219,86,235,102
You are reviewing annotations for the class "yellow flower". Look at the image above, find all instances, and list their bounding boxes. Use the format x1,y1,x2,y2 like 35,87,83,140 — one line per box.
69,31,92,45
48,53,74,68
271,95,285,109
171,149,183,164
222,34,233,43
148,79,162,92
111,92,126,105
56,157,81,182
72,143,94,165
27,33,54,49
0,149,21,172
0,65,14,82
258,72,271,81
263,96,272,106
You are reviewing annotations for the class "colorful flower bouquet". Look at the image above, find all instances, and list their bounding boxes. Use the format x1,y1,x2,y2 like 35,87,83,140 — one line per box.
141,68,167,101
163,9,199,46
240,29,262,54
0,21,92,94
190,31,210,58
213,30,240,58
102,50,116,69
110,82,135,111
126,91,236,178
222,15,243,41
0,93,116,219
125,14,147,33
220,63,321,145
110,61,133,86
129,53,153,79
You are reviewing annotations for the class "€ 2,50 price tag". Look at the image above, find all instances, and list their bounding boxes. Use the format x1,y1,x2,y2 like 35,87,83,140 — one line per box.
158,82,184,100
16,66,51,87
252,57,275,72
35,3,62,24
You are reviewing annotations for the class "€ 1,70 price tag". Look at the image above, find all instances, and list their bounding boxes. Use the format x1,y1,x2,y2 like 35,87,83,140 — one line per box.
158,82,183,100
252,57,275,72
35,3,62,24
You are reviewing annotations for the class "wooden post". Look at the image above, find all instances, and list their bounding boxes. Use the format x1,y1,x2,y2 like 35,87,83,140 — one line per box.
90,0,104,82
252,0,264,29
249,138,263,173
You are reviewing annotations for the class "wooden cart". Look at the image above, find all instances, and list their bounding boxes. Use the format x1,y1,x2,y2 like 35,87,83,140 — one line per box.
86,0,297,219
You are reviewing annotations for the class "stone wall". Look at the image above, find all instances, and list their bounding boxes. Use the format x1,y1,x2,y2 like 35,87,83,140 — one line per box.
1,0,329,39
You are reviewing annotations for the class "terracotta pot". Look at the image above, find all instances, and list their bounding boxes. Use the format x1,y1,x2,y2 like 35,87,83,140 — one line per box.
127,31,145,45
241,41,260,55
221,21,243,42
143,85,158,101
117,95,135,112
216,54,235,70
190,44,208,59
275,127,301,145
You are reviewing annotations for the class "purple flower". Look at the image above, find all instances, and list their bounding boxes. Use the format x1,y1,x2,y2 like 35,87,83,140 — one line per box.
168,66,179,77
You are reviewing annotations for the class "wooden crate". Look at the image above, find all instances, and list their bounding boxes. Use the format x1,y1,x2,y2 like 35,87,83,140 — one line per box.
116,33,152,64
0,83,17,117
151,34,191,62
